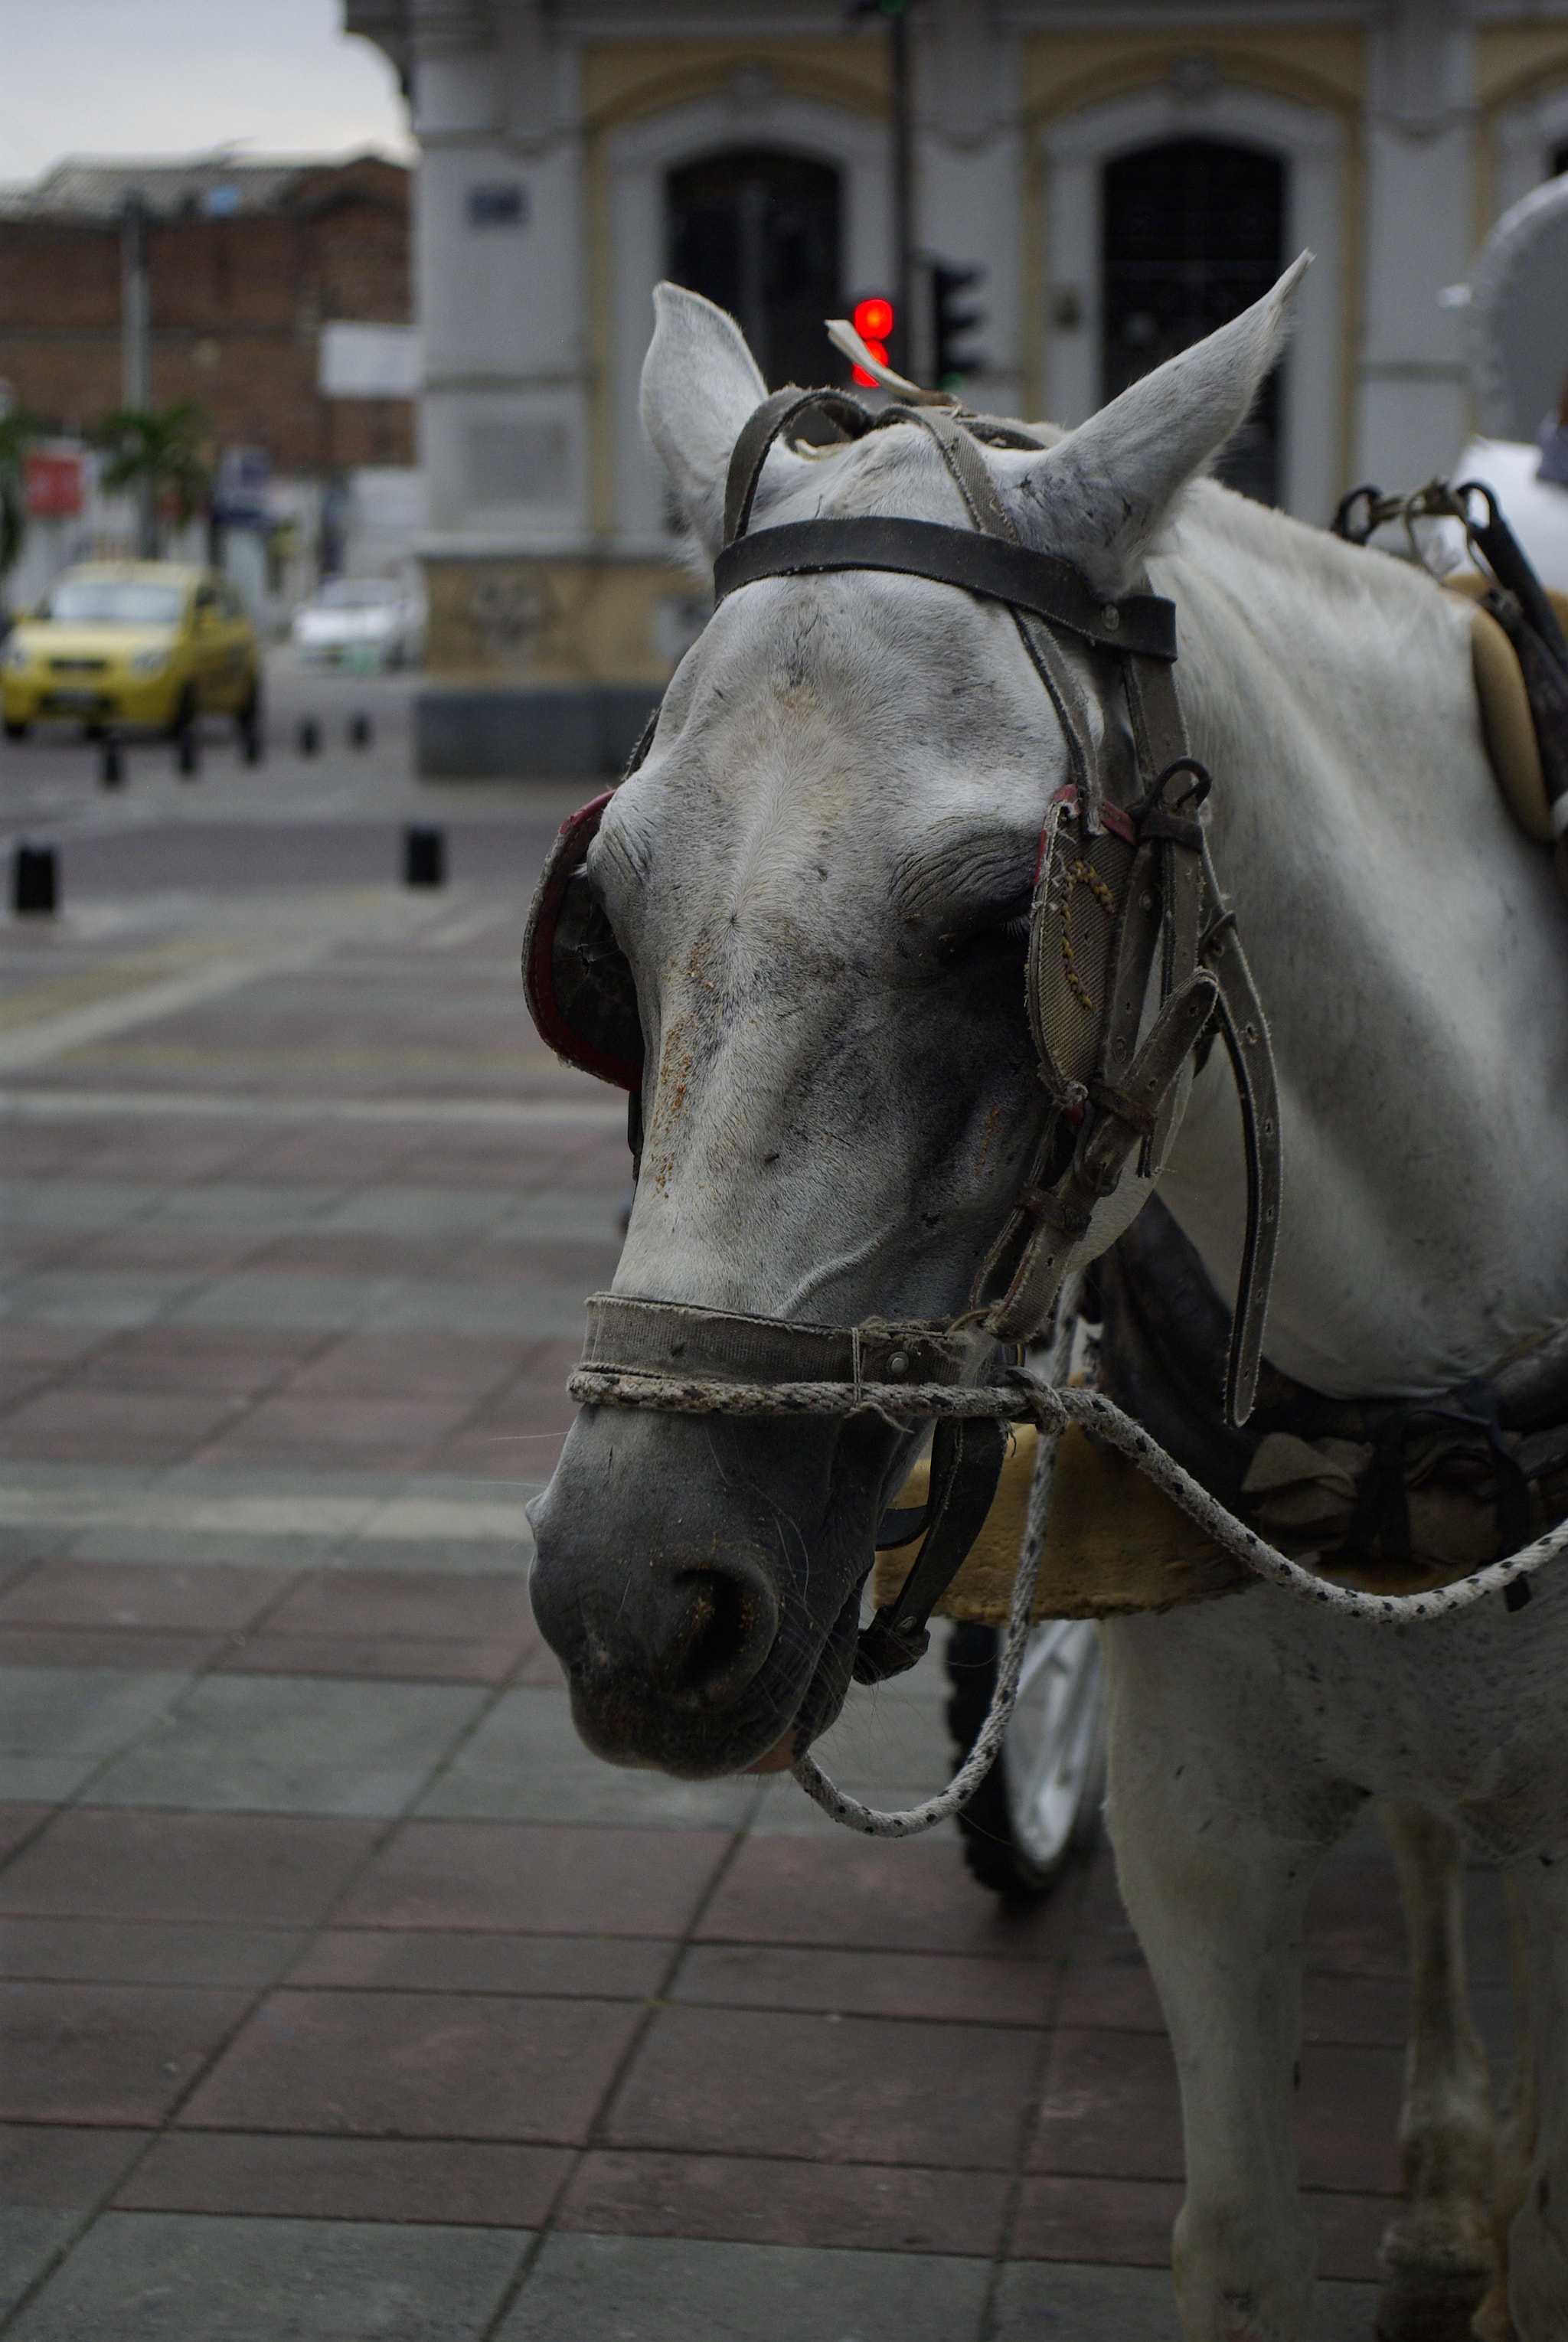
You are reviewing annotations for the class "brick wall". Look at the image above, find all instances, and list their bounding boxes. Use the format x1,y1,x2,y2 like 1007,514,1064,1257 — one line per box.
0,156,413,472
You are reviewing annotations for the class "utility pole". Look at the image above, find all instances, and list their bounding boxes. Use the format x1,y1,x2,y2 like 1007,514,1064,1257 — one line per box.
119,195,156,557
847,0,916,382
887,0,913,382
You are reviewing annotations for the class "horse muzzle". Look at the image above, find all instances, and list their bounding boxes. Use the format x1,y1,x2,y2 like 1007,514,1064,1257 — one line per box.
527,1404,872,1778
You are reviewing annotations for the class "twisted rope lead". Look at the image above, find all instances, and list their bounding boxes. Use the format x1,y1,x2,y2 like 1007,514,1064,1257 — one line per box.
792,1407,1063,1837
567,1360,1568,1840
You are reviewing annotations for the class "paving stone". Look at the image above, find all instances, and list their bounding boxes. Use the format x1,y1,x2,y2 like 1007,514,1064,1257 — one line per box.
0,1628,229,1671
0,1270,195,1331
257,1568,532,1644
605,2003,1041,2170
242,1233,474,1282
8,2210,527,2341
117,2133,570,2226
1011,2173,1181,2265
989,2260,1186,2339
337,1821,729,1938
1298,2042,1403,2195
413,1687,763,1828
214,1630,522,1682
495,2233,990,2342
192,1393,472,1474
179,1986,643,2142
0,1806,51,1866
0,2125,149,2208
557,2151,1010,2256
0,1809,379,1926
365,1282,592,1340
0,1981,250,2123
67,1227,270,1276
671,1943,1060,2027
0,1917,303,1989
0,1389,240,1465
696,1832,1082,1960
1030,2028,1184,2179
992,2262,1383,2340
84,1672,485,1815
1301,1857,1407,1978
0,1667,189,1804
1310,2189,1400,2284
0,1560,294,1632
0,2209,80,2322
289,1928,668,1999
82,1326,325,1399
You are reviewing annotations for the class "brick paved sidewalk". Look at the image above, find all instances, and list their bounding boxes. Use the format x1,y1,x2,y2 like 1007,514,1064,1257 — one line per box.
0,782,1508,2338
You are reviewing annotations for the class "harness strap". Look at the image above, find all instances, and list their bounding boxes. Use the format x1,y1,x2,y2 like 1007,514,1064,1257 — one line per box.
714,518,1177,659
721,385,871,548
854,1415,1009,1683
580,1291,979,1392
897,403,1023,541
983,969,1220,1345
1197,883,1282,1426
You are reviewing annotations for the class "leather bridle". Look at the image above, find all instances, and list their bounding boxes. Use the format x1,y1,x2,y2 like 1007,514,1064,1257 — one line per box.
522,381,1284,1681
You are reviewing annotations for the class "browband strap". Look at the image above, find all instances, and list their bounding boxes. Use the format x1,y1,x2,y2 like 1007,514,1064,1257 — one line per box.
714,518,1178,662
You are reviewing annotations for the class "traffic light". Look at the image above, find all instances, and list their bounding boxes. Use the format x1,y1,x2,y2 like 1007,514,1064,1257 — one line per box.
932,261,983,390
851,296,894,384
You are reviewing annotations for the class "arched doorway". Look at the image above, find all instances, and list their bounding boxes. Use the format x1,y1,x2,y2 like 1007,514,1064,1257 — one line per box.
1102,139,1285,504
667,149,843,391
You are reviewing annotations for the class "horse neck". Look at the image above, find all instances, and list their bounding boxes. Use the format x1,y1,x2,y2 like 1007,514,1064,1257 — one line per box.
1146,488,1568,1399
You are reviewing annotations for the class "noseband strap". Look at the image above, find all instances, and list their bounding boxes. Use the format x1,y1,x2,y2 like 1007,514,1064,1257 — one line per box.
579,1292,979,1393
573,1292,1008,1684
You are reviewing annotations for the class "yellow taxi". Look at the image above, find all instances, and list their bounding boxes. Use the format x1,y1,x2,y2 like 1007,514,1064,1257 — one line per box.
2,562,262,755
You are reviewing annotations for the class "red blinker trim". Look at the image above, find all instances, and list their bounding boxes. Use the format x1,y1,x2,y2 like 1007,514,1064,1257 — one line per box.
522,792,642,1094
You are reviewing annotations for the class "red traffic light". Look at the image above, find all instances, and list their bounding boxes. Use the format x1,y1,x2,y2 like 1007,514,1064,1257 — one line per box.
851,296,893,383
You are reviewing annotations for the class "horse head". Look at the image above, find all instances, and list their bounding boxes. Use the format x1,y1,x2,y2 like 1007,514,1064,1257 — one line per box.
528,261,1305,1779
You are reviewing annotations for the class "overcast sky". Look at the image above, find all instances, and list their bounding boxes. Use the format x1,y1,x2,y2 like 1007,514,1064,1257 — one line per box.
0,0,413,186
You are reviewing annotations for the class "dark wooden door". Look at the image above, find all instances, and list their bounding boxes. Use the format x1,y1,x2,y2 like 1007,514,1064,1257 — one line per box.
668,149,843,392
1102,139,1285,505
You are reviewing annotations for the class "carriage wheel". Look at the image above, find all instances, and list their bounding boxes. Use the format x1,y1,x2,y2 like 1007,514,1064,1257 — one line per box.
946,1618,1106,1897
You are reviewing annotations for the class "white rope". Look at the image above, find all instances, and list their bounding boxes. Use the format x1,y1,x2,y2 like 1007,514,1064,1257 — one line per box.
570,1352,1568,1839
791,1412,1061,1837
789,1275,1083,1839
570,1364,1567,1618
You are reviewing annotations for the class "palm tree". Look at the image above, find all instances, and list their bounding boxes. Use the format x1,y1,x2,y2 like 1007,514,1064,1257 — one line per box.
93,403,211,559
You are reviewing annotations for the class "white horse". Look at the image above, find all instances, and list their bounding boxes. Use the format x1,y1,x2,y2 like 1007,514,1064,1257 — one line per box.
528,266,1568,2339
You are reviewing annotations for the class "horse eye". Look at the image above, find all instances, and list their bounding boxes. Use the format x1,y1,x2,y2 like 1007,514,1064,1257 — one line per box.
935,903,1031,968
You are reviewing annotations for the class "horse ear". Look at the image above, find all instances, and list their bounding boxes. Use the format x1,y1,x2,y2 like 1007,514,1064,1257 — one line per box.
640,283,768,564
1004,253,1312,593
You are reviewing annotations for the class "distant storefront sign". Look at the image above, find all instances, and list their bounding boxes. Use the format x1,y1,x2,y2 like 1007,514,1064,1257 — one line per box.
24,445,86,518
318,322,422,400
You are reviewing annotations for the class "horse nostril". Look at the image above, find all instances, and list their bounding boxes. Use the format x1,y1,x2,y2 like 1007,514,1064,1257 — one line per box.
655,1565,779,1708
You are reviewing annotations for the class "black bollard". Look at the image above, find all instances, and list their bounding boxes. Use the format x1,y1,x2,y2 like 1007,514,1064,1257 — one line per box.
349,712,371,748
12,841,57,916
100,737,124,789
177,726,200,779
298,717,319,756
403,825,446,888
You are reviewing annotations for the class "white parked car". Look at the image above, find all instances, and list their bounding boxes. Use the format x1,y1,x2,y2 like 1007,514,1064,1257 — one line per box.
290,577,426,668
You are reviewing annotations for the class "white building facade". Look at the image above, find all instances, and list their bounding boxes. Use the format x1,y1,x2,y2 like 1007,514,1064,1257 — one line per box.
345,0,1568,775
